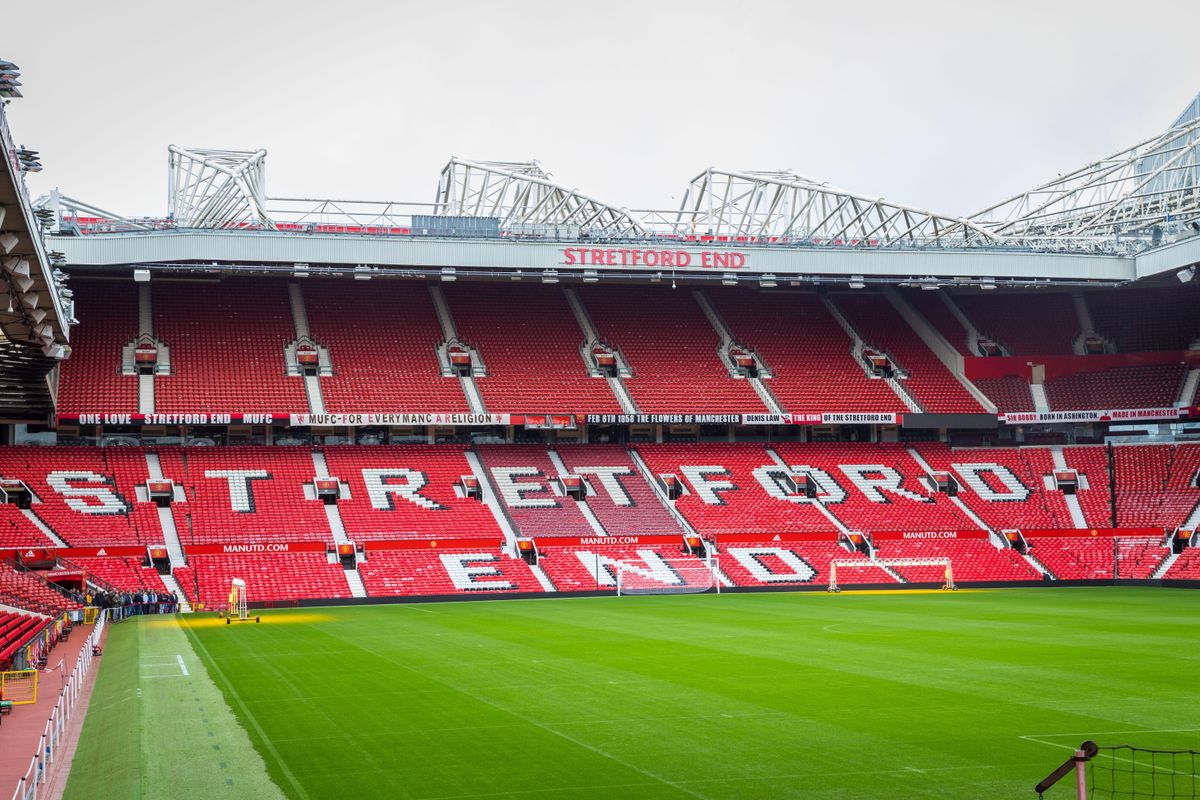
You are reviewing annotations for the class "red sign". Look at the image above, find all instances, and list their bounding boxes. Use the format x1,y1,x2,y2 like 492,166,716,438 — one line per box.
534,535,686,547
364,538,504,551
869,530,988,541
1021,527,1162,538
186,542,328,555
714,532,841,543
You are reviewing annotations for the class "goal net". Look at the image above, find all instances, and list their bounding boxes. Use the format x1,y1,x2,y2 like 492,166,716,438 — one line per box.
616,557,718,596
828,558,954,592
1036,741,1200,800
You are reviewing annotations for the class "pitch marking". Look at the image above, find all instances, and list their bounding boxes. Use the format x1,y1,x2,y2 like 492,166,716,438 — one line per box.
177,654,189,676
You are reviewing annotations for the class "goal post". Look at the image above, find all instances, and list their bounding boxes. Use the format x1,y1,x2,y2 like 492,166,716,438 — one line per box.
616,556,719,596
1035,740,1200,800
828,558,954,593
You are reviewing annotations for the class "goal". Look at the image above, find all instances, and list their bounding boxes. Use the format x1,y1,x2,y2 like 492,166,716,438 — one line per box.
828,558,954,592
616,557,719,596
1036,740,1200,799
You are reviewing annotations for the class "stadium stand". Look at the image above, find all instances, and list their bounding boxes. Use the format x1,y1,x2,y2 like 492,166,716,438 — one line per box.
1043,363,1187,410
871,536,1039,582
0,447,141,546
153,280,308,413
0,505,56,547
0,564,80,615
475,445,594,538
158,447,331,544
176,553,350,609
1061,446,1116,527
321,445,501,540
901,290,972,355
0,608,49,669
579,286,766,413
832,293,984,412
1085,286,1200,352
634,443,834,535
772,442,977,532
71,557,168,593
555,445,685,536
972,376,1035,413
56,278,139,414
1163,548,1200,579
953,292,1080,355
445,285,620,414
304,281,471,413
711,290,907,413
716,539,892,587
358,549,542,596
1026,533,1168,580
536,543,709,592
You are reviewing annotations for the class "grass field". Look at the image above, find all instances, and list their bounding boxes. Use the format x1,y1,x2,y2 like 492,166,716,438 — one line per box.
65,587,1200,799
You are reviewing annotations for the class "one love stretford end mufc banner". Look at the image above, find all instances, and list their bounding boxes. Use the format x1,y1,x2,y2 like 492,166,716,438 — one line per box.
54,408,1194,427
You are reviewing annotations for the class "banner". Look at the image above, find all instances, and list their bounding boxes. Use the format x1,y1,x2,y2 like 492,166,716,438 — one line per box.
533,534,686,547
869,530,989,541
999,408,1183,424
364,537,504,551
713,532,841,543
289,413,511,427
1020,527,1163,538
186,542,329,555
586,414,743,425
60,413,283,426
739,413,900,425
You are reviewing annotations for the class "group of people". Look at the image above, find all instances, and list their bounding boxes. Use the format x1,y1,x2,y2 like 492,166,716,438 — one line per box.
85,589,181,619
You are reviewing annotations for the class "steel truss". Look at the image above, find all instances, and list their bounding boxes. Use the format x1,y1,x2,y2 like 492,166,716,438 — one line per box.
970,117,1200,253
167,146,272,229
433,158,645,237
666,168,998,248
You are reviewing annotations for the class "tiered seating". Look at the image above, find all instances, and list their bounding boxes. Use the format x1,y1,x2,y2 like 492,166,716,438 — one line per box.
1113,445,1172,527
1086,286,1200,352
973,376,1035,413
56,278,139,414
772,442,977,532
556,445,684,536
580,286,765,413
445,285,620,413
872,537,1039,582
915,444,1074,530
1160,444,1200,527
634,443,833,536
358,549,542,596
536,544,710,592
475,445,593,538
1028,534,1167,580
711,290,906,414
304,281,469,413
1115,538,1171,579
153,279,308,413
183,554,350,609
321,445,501,540
1044,364,1186,410
0,447,142,546
71,557,168,593
833,293,983,412
1163,549,1200,580
0,505,56,547
158,447,330,544
103,448,167,544
0,565,79,615
902,290,971,355
1,609,49,669
1062,446,1115,528
717,540,892,587
953,292,1079,355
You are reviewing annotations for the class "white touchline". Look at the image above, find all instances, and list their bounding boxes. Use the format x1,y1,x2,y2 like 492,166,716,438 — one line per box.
177,654,189,676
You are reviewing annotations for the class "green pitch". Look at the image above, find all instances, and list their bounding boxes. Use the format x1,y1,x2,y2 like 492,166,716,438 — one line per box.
66,587,1200,799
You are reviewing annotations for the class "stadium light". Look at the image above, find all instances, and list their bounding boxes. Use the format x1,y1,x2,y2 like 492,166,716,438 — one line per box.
41,343,66,359
20,291,40,309
721,272,737,286
3,256,29,278
133,268,151,282
1177,267,1195,283
509,270,523,281
441,267,457,282
0,206,6,228
848,275,866,289
293,262,309,277
27,307,46,324
980,279,997,290
649,272,663,283
582,270,599,283
0,232,17,254
759,274,777,288
541,270,559,284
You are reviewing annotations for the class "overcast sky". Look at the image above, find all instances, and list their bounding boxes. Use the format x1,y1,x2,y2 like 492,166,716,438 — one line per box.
8,0,1200,220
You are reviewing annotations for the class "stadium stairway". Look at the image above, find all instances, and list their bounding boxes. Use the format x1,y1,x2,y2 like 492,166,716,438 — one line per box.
429,285,488,414
817,294,923,412
286,282,327,414
562,286,639,413
692,289,785,415
145,451,186,567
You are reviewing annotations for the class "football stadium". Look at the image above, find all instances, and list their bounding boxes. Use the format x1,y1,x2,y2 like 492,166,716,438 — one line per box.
1,18,1200,799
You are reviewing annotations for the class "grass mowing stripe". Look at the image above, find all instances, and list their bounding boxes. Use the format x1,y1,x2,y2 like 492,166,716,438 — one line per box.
181,617,310,800
180,588,1200,799
308,618,711,799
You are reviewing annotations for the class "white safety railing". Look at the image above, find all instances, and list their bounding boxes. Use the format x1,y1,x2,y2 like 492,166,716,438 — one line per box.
9,609,107,800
